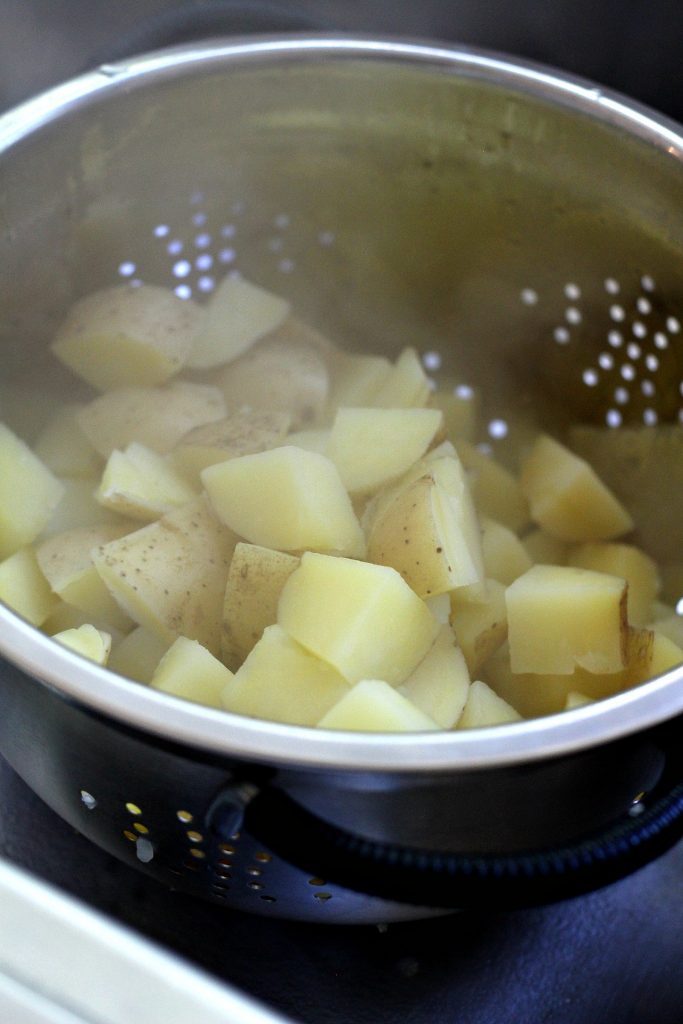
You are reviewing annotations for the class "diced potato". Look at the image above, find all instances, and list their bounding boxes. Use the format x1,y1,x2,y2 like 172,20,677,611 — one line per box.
173,411,290,482
649,613,683,649
92,497,238,656
150,636,233,708
222,543,300,669
202,446,365,557
522,528,568,566
520,434,633,542
0,547,58,626
649,632,683,677
456,679,522,728
567,542,660,626
108,626,170,684
372,348,431,408
96,442,197,521
283,428,330,454
455,440,529,533
217,322,329,428
222,624,350,726
78,382,226,457
317,679,439,732
51,284,202,389
327,352,392,409
52,623,111,665
449,579,508,674
41,478,118,537
425,592,451,624
327,407,443,495
398,625,470,727
33,403,102,479
0,423,65,559
480,517,533,585
506,564,628,674
278,552,439,685
187,276,290,369
565,692,595,710
430,387,480,443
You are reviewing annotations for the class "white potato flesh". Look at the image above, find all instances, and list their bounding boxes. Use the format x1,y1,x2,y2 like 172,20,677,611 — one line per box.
173,411,291,482
480,517,533,586
187,276,290,369
398,625,470,728
455,440,529,534
51,284,202,390
52,623,111,665
96,442,197,521
33,403,102,479
425,592,452,624
202,446,365,557
456,680,522,728
318,679,439,732
150,636,233,708
0,547,58,626
450,578,508,675
372,348,431,408
278,552,439,685
0,423,65,560
108,626,170,684
567,542,660,627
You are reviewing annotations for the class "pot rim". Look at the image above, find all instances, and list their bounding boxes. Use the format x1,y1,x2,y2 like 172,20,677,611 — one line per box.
2,34,683,774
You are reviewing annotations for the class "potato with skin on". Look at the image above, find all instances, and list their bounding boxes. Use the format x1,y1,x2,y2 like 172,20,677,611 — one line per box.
187,276,290,369
398,625,470,728
150,636,234,708
33,403,102,479
222,624,350,726
455,440,529,533
278,552,439,685
520,434,633,542
0,423,65,560
456,679,522,729
52,623,111,665
92,496,238,656
317,679,439,732
78,381,226,458
480,517,533,586
0,547,58,626
51,284,202,390
449,578,508,675
202,446,365,557
108,626,169,684
96,442,197,522
567,542,660,626
506,564,628,675
221,544,300,670
173,411,291,482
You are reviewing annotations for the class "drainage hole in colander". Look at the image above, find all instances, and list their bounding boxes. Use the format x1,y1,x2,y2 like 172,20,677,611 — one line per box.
79,790,97,810
254,851,271,863
189,848,205,860
307,877,326,887
246,867,262,877
123,830,137,842
133,822,149,835
125,802,142,816
313,892,333,902
247,881,263,891
186,829,204,843
219,843,236,855
176,809,194,824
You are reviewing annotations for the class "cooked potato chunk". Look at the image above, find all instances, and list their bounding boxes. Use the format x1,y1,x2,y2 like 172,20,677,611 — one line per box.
33,403,102,479
567,542,660,626
372,348,431,408
450,578,508,674
52,623,111,665
317,679,439,732
52,284,202,390
108,626,170,684
565,692,594,709
173,411,290,482
455,440,529,533
150,636,233,708
327,352,392,409
398,625,470,727
187,276,290,369
96,442,197,521
456,679,522,728
0,547,58,626
480,517,533,586
0,423,65,559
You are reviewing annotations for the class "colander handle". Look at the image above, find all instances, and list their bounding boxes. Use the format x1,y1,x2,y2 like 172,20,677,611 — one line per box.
233,768,683,910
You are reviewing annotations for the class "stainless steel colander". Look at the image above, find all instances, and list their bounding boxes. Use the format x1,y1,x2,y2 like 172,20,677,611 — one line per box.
1,37,683,924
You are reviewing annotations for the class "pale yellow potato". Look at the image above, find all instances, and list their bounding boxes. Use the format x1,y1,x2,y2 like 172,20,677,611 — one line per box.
398,625,470,728
92,497,237,656
425,592,452,624
150,636,233,708
108,626,170,684
173,411,291,482
649,613,683,649
480,517,533,586
649,631,683,677
278,552,439,685
36,523,134,633
187,276,290,369
217,321,329,428
52,623,111,665
455,440,529,533
222,543,300,670
430,387,480,443
456,679,522,729
565,692,595,710
202,446,365,557
327,407,443,495
317,679,439,732
0,423,65,560
327,352,392,409
372,348,431,408
449,578,508,675
0,547,58,626
33,403,102,479
222,624,350,726
522,528,568,566
41,478,118,537
506,564,628,674
96,442,197,522
520,434,633,542
52,284,202,390
78,382,226,457
567,542,660,626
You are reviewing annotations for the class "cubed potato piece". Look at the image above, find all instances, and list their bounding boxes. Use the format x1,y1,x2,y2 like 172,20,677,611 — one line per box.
108,626,170,684
41,478,119,537
430,386,480,443
283,428,330,455
372,348,431,408
93,497,237,656
565,692,595,710
520,434,633,542
649,632,683,677
187,276,290,369
522,528,568,566
649,614,683,649
78,382,226,457
202,446,364,557
278,552,439,685
96,442,197,521
480,518,533,586
0,548,58,626
567,542,660,626
36,523,135,633
217,322,329,428
327,352,392,410
52,623,111,665
33,403,102,479
150,636,234,708
51,284,202,390
425,592,451,624
222,543,300,670
222,624,350,726
317,679,439,732
449,579,508,675
398,625,470,727
456,679,522,729
173,411,291,482
327,407,443,495
506,564,628,674
0,423,65,559
455,440,529,533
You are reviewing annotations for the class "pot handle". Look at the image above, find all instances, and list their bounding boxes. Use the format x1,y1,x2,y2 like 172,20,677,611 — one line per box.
211,764,683,910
